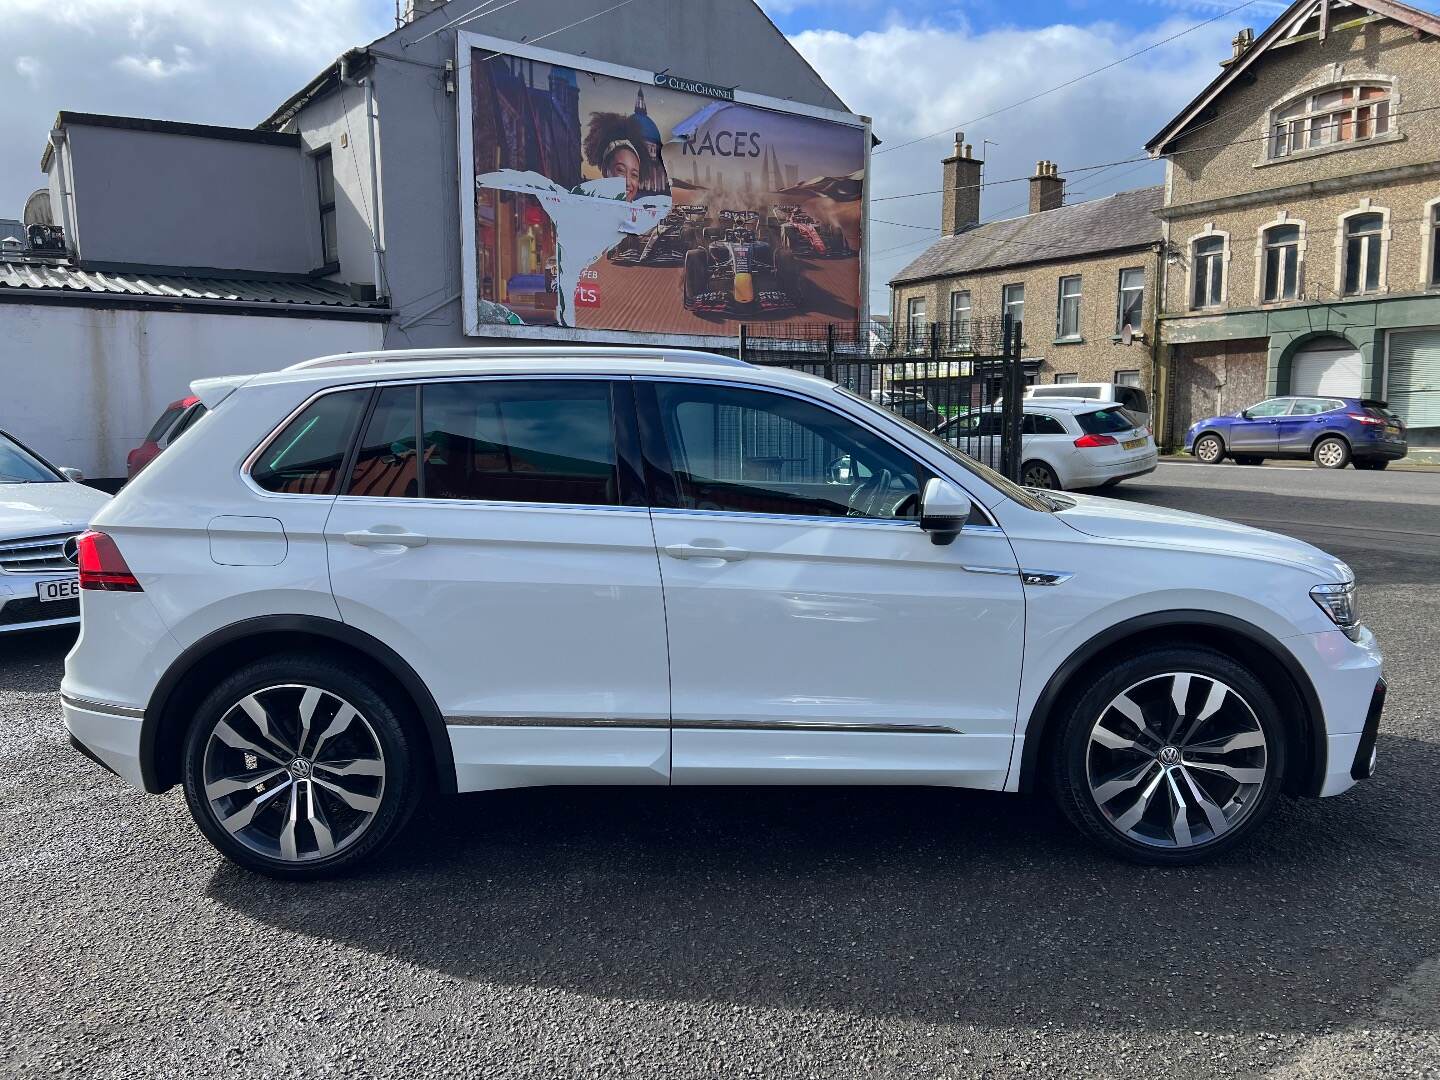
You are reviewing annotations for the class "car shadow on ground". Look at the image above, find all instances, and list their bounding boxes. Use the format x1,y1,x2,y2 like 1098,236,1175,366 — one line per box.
208,732,1440,1034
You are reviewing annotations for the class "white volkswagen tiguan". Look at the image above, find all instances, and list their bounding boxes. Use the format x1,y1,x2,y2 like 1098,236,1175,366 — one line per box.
63,348,1385,878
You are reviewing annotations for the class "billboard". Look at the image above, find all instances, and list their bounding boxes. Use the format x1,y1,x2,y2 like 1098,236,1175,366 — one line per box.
458,34,869,343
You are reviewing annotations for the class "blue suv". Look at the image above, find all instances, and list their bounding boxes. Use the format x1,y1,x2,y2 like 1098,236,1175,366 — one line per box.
1186,396,1407,470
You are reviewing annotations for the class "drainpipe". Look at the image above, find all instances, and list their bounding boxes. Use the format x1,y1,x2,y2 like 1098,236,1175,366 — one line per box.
48,131,78,256
1151,241,1169,448
339,54,387,300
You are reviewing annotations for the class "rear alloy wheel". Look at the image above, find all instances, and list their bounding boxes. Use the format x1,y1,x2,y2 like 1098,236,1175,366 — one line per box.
1050,648,1285,865
182,657,421,879
1192,434,1224,464
1021,460,1061,490
1314,436,1351,469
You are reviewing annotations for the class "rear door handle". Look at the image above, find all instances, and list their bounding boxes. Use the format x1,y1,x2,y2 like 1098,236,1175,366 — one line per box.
663,543,748,562
345,528,429,549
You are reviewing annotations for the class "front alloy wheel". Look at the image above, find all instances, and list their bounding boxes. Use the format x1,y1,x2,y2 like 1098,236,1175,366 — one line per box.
1192,434,1224,464
1050,647,1285,864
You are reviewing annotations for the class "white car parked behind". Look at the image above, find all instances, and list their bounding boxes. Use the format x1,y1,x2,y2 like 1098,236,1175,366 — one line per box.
63,347,1383,878
936,400,1157,490
0,431,110,634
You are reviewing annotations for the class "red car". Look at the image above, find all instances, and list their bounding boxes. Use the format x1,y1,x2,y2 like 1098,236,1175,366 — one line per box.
127,395,207,479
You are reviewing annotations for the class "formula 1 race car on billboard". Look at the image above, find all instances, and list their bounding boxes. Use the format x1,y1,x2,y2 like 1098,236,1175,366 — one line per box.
768,205,855,258
682,209,805,314
606,208,701,267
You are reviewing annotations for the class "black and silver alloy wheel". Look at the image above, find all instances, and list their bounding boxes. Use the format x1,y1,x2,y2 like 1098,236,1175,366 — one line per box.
182,656,420,879
1086,673,1267,850
201,685,386,863
1050,647,1285,865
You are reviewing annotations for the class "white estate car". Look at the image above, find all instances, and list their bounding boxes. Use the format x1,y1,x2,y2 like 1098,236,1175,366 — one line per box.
1027,382,1151,431
63,348,1385,878
0,431,110,633
936,401,1158,491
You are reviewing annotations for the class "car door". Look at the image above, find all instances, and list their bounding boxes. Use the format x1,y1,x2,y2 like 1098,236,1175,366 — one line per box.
1274,397,1338,455
325,376,672,791
1226,398,1290,453
637,377,1024,790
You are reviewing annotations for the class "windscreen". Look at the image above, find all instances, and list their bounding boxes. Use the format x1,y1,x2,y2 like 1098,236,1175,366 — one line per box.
0,434,61,484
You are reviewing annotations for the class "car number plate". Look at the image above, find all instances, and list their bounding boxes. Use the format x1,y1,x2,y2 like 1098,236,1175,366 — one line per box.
38,578,80,602
1386,425,1401,437
1122,438,1147,450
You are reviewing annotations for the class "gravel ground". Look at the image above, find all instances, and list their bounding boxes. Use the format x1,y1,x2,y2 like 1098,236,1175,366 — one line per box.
1,463,1437,1079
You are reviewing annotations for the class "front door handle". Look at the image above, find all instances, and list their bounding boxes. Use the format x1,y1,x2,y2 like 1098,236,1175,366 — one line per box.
663,543,748,562
345,528,430,549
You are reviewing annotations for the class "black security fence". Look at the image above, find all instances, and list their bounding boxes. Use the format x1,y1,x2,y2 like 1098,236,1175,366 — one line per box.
736,317,1028,480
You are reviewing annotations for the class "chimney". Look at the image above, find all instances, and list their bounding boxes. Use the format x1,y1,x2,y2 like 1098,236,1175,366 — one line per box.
941,132,982,235
1028,160,1064,214
403,0,446,23
1221,27,1254,67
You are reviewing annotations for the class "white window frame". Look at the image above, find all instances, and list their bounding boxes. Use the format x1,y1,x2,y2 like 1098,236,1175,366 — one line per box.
1266,77,1397,162
1002,283,1025,332
1054,373,1079,385
1421,196,1440,289
949,289,971,347
1115,267,1144,335
905,295,928,345
1188,225,1230,310
1055,275,1082,341
1334,201,1391,298
1254,212,1306,305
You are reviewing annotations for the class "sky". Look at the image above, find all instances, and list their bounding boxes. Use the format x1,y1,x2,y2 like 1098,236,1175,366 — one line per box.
0,0,1369,312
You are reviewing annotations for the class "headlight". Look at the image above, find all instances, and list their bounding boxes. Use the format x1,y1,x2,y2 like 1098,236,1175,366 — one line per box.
1311,581,1361,640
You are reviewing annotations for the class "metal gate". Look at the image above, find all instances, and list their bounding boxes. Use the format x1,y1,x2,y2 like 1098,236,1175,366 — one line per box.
737,317,1026,480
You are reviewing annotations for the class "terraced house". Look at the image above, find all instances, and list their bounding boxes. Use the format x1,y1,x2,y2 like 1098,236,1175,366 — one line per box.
1150,0,1440,459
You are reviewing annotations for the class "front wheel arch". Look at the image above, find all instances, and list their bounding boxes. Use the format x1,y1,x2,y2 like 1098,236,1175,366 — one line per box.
141,616,455,797
1017,611,1324,797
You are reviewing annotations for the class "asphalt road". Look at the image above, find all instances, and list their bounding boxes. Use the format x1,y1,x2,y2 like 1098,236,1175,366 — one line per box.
2,462,1438,1079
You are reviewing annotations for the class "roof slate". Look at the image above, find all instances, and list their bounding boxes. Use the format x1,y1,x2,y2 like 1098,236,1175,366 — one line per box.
889,185,1164,285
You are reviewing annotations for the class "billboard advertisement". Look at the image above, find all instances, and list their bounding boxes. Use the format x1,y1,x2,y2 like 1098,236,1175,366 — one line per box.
458,34,869,342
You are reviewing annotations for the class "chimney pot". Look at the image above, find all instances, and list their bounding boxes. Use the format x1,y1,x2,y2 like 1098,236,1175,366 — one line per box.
1029,159,1065,213
941,138,983,235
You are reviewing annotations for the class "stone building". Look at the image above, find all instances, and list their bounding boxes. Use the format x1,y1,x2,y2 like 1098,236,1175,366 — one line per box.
1148,0,1440,456
889,139,1164,394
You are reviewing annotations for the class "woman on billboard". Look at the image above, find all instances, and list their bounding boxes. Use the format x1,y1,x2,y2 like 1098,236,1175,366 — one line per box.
583,101,670,202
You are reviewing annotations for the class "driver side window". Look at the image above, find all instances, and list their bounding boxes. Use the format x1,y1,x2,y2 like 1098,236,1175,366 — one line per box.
645,381,928,521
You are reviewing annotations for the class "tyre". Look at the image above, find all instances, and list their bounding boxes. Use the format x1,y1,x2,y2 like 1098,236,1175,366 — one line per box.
1233,455,1263,466
1355,459,1389,471
682,248,708,308
1313,436,1351,469
1048,647,1287,865
1192,433,1225,464
1021,460,1061,490
181,655,422,880
1099,478,1122,489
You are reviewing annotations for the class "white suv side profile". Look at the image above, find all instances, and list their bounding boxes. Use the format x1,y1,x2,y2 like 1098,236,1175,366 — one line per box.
63,348,1385,878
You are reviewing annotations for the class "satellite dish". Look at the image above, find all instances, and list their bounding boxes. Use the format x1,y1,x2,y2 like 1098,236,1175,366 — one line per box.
1120,323,1134,346
22,190,52,227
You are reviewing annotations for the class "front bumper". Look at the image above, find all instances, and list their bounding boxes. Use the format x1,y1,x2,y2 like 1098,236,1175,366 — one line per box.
0,574,80,633
1294,626,1385,797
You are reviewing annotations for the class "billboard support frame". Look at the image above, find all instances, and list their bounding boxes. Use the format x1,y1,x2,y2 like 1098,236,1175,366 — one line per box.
456,30,871,348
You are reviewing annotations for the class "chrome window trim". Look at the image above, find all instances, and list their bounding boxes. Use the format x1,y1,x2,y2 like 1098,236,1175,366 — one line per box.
673,718,964,735
240,382,377,501
333,494,647,515
445,715,669,728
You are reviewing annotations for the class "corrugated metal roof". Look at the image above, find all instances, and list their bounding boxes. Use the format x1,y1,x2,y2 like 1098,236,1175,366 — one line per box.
889,185,1164,286
0,260,383,310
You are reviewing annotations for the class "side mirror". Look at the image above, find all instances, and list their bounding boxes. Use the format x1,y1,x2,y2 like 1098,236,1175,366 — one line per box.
920,477,972,546
1239,409,1252,420
59,467,84,482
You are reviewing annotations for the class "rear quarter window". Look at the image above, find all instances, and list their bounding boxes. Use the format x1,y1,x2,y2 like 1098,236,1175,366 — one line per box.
251,389,368,495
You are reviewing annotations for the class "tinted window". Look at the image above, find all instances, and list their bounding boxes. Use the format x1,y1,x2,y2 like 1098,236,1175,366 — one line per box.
422,380,618,506
252,390,367,495
1076,408,1135,436
649,382,926,521
168,403,208,442
1024,413,1067,435
146,405,186,444
347,386,419,499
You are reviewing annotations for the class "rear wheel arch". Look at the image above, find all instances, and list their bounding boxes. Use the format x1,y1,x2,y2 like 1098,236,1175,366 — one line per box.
1017,611,1324,797
141,615,455,797
1311,431,1352,454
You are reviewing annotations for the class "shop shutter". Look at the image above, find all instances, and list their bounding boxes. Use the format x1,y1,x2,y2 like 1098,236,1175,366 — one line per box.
1386,330,1440,429
1290,344,1363,397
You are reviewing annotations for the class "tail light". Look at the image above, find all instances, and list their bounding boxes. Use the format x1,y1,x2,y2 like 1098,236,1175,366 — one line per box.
77,531,143,592
1347,413,1385,426
1074,433,1118,448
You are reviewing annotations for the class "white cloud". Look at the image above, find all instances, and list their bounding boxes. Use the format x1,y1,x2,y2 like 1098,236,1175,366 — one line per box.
13,56,44,88
787,13,1249,310
114,44,198,80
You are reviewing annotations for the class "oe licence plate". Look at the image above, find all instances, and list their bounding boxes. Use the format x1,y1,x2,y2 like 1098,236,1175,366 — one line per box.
1122,438,1147,450
38,578,80,602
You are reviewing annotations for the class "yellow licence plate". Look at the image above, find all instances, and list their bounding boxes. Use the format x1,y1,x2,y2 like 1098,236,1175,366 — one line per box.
1123,438,1146,450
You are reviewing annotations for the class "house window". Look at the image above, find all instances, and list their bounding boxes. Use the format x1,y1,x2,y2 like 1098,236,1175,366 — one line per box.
1270,83,1392,159
949,290,971,347
315,149,338,266
906,296,927,348
1114,369,1141,387
1054,373,1078,384
1002,283,1025,331
1116,268,1144,334
1431,204,1440,287
1343,213,1384,295
1192,236,1225,309
1056,276,1082,340
1263,224,1301,302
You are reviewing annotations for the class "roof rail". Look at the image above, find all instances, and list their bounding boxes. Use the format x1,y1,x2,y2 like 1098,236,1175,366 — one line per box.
285,345,751,372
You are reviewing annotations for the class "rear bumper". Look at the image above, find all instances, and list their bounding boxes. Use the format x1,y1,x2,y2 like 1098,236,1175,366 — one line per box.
62,693,147,791
1071,454,1159,488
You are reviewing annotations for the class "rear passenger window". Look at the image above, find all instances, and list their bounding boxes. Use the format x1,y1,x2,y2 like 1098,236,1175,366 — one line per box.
252,390,367,495
421,380,619,506
347,386,419,498
1023,413,1067,435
